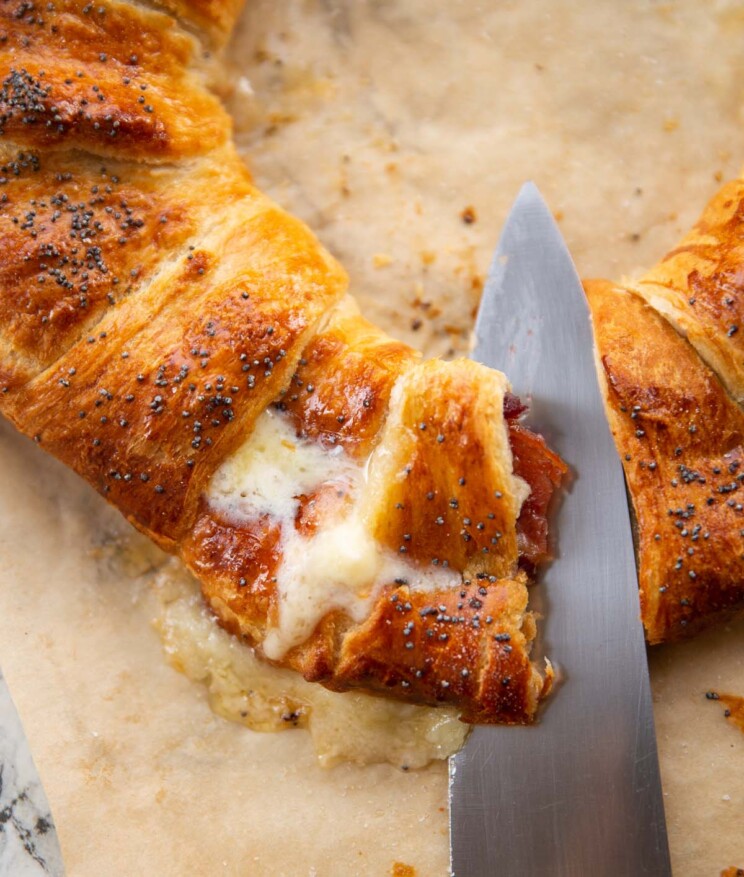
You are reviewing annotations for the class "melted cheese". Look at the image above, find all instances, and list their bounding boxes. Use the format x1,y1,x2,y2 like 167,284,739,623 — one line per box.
208,409,356,520
207,407,461,659
151,560,468,768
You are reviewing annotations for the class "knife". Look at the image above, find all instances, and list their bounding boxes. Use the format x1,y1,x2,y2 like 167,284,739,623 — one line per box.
449,183,671,876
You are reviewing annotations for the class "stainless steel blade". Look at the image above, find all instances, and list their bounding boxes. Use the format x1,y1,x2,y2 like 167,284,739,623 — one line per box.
449,183,670,876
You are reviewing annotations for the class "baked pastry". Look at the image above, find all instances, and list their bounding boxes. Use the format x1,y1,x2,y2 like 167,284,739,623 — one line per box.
0,0,564,722
585,182,744,643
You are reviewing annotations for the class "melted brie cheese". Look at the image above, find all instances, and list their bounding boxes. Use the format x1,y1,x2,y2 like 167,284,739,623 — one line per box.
151,560,468,768
208,409,356,520
207,407,461,659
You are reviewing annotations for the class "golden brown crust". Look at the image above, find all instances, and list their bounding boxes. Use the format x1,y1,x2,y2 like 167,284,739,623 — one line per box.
0,0,563,723
278,301,420,460
0,144,252,389
631,179,744,404
334,576,550,725
363,359,526,580
585,280,744,643
184,503,281,642
1,0,230,161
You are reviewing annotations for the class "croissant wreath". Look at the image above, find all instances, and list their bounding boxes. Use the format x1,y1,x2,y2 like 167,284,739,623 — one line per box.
586,180,744,643
0,0,566,724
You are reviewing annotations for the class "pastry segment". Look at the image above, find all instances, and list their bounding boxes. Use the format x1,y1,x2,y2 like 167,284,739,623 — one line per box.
0,0,564,722
586,173,744,643
189,327,559,722
363,359,527,580
585,280,744,642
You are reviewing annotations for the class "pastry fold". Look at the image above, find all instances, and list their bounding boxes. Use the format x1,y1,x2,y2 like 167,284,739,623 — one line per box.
0,0,564,722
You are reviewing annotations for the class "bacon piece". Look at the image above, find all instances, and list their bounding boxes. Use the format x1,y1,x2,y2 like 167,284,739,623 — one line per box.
504,398,567,569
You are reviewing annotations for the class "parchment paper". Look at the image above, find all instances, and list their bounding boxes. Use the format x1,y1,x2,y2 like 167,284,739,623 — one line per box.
1,1,743,874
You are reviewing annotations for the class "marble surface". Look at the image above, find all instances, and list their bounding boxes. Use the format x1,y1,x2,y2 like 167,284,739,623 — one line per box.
0,669,63,876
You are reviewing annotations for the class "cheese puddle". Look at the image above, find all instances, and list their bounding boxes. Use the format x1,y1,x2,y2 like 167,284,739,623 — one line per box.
207,407,461,659
151,559,468,768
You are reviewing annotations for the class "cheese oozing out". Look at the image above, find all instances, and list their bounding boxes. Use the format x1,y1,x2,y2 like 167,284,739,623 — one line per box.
151,560,468,767
207,407,461,659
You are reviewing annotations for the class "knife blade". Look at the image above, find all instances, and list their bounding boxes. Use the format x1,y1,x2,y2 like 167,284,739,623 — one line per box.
449,183,671,876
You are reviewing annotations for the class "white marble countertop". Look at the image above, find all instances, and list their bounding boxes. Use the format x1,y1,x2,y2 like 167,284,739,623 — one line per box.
0,669,63,876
